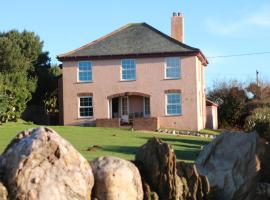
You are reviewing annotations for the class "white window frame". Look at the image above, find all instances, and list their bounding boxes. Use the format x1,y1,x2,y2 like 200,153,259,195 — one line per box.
78,61,92,82
78,96,93,118
165,57,181,79
165,93,182,116
121,59,136,81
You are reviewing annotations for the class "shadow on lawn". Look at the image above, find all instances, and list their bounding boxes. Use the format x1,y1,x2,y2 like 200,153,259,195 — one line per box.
102,145,139,156
138,136,210,146
102,144,204,162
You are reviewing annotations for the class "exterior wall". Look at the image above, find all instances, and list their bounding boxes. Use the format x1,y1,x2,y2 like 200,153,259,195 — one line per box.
133,117,159,131
96,118,120,128
58,76,64,125
206,106,218,130
129,96,143,114
195,57,206,130
61,56,204,130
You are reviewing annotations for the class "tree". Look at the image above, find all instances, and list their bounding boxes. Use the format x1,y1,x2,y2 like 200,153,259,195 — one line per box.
0,30,44,123
207,80,247,128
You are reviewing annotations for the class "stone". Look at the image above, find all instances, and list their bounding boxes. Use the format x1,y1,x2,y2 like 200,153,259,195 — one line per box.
196,131,263,200
256,183,270,198
260,143,270,182
176,161,210,200
0,182,8,200
135,137,183,200
91,156,143,200
0,127,94,200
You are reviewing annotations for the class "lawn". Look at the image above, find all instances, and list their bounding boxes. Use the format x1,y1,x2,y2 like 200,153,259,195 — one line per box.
0,122,211,163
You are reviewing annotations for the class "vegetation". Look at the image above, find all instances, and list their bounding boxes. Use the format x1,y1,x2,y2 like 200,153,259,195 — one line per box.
0,122,211,163
0,30,61,124
245,108,270,140
208,80,270,131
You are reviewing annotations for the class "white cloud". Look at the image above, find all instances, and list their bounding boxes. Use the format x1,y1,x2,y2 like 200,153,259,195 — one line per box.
205,6,270,36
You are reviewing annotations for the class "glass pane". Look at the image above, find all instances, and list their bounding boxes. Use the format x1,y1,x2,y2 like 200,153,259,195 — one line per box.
79,61,92,71
122,59,136,80
166,57,180,78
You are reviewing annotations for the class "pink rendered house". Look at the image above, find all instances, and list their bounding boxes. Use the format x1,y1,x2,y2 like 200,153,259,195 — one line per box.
57,12,216,131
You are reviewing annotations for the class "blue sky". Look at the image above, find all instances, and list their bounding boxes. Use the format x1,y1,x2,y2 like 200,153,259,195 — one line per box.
1,0,270,88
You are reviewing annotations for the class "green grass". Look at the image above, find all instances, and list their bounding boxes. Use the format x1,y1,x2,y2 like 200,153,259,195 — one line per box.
199,129,220,135
0,122,211,163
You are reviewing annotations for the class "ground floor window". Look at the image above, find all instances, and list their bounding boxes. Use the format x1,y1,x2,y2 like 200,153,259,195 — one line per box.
166,93,182,115
79,96,93,117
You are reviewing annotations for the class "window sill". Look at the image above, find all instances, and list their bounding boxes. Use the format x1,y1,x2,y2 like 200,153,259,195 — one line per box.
75,81,93,84
164,114,182,117
164,77,181,80
120,79,136,82
77,117,94,119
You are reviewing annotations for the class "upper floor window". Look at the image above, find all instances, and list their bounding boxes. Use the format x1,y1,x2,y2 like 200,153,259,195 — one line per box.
78,61,92,82
165,57,180,79
166,93,182,115
79,96,93,117
121,59,136,81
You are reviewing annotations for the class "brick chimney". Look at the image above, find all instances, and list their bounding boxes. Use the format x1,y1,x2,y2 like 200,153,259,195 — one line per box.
171,12,184,43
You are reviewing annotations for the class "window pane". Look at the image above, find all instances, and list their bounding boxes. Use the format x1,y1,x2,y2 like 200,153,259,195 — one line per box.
166,57,180,78
79,97,93,117
122,59,136,80
166,93,182,115
78,61,92,81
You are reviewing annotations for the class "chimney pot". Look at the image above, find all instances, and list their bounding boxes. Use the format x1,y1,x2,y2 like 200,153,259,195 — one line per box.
173,12,177,16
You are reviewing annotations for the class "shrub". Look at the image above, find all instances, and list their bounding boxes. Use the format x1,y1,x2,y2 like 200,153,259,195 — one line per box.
245,108,270,140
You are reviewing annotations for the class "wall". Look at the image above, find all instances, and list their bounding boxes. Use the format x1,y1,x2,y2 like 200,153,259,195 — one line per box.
61,56,204,130
206,106,218,130
133,118,159,131
96,118,120,128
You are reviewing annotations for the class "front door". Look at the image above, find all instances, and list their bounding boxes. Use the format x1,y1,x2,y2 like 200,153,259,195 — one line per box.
121,96,129,123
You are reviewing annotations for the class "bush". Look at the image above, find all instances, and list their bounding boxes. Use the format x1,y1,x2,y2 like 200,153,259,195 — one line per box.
245,108,270,140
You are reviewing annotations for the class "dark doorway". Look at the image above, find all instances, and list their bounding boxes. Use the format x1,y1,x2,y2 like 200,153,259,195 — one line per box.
112,97,119,118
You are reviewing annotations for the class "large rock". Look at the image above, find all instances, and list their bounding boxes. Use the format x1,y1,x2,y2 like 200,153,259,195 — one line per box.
0,182,8,200
91,156,143,200
135,137,183,200
176,161,210,200
0,127,94,200
196,131,263,200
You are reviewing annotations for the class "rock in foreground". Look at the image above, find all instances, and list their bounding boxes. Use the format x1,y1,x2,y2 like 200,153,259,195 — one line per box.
0,182,8,200
0,127,94,200
91,156,143,200
196,132,263,200
135,137,183,200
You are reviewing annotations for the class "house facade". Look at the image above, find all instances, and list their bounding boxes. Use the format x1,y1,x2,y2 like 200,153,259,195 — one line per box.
58,13,210,131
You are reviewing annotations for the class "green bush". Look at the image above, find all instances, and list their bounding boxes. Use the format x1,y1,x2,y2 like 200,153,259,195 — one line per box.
245,108,270,140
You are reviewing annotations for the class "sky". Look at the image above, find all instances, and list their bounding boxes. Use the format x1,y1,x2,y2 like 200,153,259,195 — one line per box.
1,0,270,88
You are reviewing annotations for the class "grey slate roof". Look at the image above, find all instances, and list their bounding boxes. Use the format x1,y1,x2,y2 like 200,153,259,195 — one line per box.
58,23,201,59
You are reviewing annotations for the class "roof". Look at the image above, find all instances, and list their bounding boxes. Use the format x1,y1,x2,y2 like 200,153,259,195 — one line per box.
57,23,208,65
206,99,219,107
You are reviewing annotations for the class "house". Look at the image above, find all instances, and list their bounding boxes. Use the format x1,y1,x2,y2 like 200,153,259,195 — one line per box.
57,12,213,131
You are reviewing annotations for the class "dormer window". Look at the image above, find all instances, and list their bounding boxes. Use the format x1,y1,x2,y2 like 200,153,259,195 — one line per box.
165,57,181,79
121,59,136,81
78,61,92,82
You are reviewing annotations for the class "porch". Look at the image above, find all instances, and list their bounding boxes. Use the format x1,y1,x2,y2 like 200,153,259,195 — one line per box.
96,92,159,131
108,92,151,125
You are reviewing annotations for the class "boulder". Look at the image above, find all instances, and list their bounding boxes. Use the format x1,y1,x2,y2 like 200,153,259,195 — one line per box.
176,161,210,200
91,156,143,200
0,182,8,200
260,143,270,183
196,131,263,200
0,127,94,200
135,137,183,200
